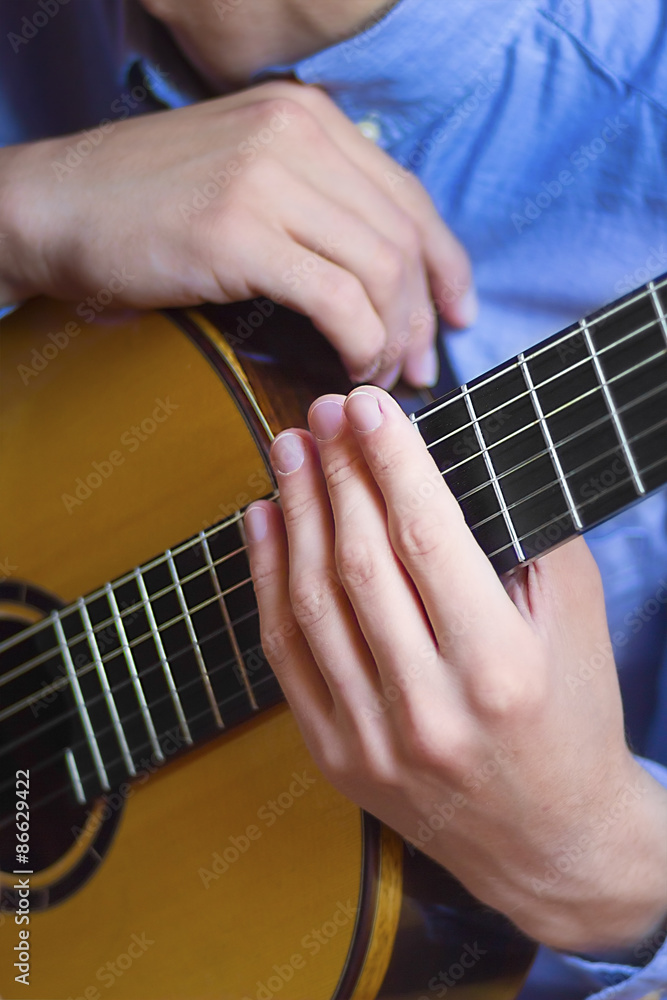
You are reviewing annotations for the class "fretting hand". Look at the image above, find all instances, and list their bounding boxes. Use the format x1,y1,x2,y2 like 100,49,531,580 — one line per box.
245,386,667,953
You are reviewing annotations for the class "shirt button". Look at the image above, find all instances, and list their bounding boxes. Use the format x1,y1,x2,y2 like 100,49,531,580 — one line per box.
356,115,382,143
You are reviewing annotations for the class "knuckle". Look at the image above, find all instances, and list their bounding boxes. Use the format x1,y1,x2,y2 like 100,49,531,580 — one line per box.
336,537,381,591
316,270,367,319
324,449,365,494
469,657,545,723
373,239,407,286
394,509,447,562
289,573,338,631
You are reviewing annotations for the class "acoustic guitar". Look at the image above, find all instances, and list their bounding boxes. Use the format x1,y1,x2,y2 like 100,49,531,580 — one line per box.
1,270,666,999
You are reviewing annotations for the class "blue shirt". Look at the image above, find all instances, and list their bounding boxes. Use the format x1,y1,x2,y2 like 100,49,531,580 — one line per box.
1,1,666,995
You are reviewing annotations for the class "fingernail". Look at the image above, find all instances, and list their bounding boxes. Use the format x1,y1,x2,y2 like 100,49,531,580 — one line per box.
374,363,401,390
271,432,304,474
345,391,383,432
453,286,479,327
309,399,344,441
244,505,268,543
407,346,439,387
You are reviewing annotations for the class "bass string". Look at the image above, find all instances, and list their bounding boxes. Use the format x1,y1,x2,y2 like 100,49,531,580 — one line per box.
3,383,667,714
0,605,267,786
2,313,665,674
6,437,667,786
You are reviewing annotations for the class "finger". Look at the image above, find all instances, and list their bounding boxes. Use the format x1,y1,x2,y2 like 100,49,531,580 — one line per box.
341,386,522,655
268,428,380,706
212,215,387,381
285,85,477,331
244,499,332,727
278,173,437,386
307,395,443,690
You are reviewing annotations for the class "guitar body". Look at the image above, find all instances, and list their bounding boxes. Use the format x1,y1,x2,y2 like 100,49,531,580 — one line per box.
0,299,534,999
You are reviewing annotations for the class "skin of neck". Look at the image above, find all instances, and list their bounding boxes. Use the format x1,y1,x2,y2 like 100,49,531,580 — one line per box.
138,0,397,89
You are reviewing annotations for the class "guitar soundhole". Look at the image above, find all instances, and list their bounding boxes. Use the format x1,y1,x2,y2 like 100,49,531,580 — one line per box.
0,583,120,911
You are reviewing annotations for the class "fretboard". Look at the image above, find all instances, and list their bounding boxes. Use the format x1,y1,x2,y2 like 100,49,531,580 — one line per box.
5,274,667,809
0,507,283,806
412,275,667,574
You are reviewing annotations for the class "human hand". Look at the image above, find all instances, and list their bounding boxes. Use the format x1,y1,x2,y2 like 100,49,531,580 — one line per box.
0,81,473,387
245,386,667,952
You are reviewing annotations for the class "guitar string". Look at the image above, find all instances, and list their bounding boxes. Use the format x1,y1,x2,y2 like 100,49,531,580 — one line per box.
0,603,263,774
4,426,667,788
412,275,667,427
2,349,667,712
0,658,281,824
6,443,667,815
423,321,664,458
1,306,664,671
2,297,667,733
3,321,665,683
2,295,662,660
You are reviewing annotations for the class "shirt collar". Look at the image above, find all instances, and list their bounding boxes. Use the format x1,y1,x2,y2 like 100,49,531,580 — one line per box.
257,0,540,147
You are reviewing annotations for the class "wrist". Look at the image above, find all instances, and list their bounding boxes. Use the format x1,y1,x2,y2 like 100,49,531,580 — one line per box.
518,758,667,953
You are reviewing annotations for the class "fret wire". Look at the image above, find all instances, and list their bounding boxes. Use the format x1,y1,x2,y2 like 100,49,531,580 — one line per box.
456,370,667,507
0,578,255,724
462,385,524,561
649,281,667,346
53,615,110,792
428,345,666,481
424,312,665,452
413,276,667,426
581,319,645,496
106,583,164,763
134,568,193,746
199,531,258,712
468,412,667,534
1,608,269,793
166,549,224,730
0,600,261,759
65,747,85,805
9,665,284,817
487,452,667,563
0,496,277,662
2,302,665,674
517,352,583,530
77,597,136,777
0,549,256,687
5,344,667,702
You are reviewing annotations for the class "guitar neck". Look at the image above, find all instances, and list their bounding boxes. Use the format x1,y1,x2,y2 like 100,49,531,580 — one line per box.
412,274,667,574
7,274,667,806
